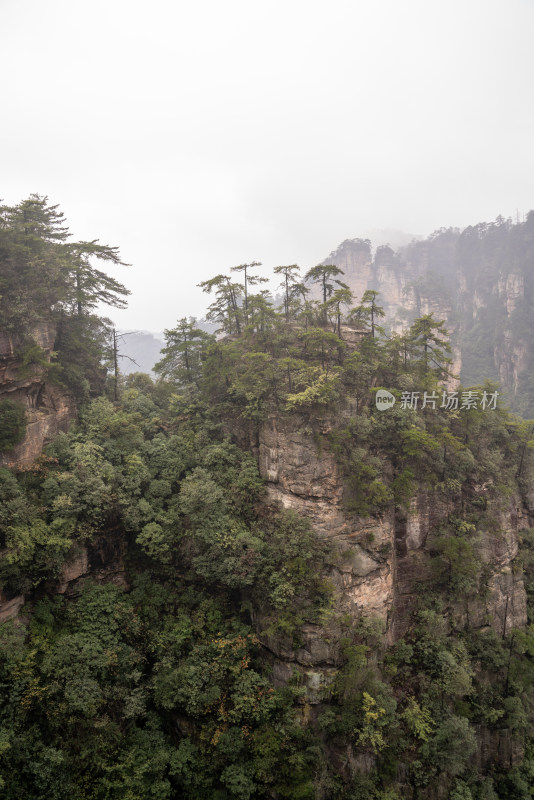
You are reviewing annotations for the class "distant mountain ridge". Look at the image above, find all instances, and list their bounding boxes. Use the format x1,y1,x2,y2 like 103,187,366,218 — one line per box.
120,215,534,416
322,213,534,416
117,320,217,375
116,331,163,376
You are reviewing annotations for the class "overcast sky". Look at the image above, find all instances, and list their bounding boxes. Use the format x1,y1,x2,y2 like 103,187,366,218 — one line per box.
2,0,534,331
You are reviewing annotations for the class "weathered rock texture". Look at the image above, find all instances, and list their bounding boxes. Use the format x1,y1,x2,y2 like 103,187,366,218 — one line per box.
392,491,528,642
322,237,457,346
321,221,534,412
259,413,394,626
255,411,529,696
0,535,129,628
0,323,75,467
0,592,25,625
56,535,129,595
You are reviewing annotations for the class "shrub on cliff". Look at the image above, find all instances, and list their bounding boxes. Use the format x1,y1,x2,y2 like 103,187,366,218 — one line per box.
0,398,26,452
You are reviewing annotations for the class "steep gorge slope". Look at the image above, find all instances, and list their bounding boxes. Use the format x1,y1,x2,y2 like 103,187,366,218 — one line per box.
254,407,529,684
2,336,534,796
2,197,534,797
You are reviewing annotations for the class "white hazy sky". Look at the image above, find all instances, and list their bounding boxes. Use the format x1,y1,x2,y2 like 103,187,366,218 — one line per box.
2,0,534,331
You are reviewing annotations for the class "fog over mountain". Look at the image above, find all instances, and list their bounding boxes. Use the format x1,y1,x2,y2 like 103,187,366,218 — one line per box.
2,2,534,792
2,0,534,331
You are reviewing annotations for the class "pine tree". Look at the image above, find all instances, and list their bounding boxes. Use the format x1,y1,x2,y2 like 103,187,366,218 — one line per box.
326,286,353,336
350,290,385,338
246,291,277,336
0,194,130,397
304,264,346,321
0,195,130,328
408,313,453,380
155,318,213,386
229,262,265,324
273,264,300,320
66,240,130,316
198,274,244,334
0,195,69,329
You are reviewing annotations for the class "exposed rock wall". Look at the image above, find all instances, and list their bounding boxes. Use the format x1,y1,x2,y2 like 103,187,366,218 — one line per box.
56,535,129,595
0,322,77,623
321,222,534,412
322,239,460,388
253,409,531,783
255,412,529,688
258,413,395,627
0,535,128,627
392,491,528,641
322,238,456,336
0,322,75,467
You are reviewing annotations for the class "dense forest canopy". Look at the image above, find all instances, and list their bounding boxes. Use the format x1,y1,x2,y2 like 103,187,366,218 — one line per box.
1,197,534,799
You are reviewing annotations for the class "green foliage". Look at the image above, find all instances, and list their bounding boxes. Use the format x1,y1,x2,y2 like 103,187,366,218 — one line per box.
430,521,480,597
0,399,26,451
0,384,335,797
356,692,388,753
274,264,301,319
3,240,534,798
422,715,477,777
350,289,385,337
401,697,435,742
407,313,453,380
0,194,129,397
285,369,341,412
155,317,214,386
304,263,346,307
198,273,245,334
0,519,73,593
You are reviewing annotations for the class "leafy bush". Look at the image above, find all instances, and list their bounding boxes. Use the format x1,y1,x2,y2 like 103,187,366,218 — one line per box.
0,398,26,452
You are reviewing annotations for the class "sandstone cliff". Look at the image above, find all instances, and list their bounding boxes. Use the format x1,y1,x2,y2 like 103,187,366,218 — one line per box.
0,322,75,467
255,410,529,687
322,215,534,414
251,408,532,783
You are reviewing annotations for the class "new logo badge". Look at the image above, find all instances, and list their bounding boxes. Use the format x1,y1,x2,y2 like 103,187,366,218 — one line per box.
375,389,395,411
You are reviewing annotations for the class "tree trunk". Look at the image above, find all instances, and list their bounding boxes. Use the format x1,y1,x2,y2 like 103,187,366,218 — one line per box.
113,328,119,401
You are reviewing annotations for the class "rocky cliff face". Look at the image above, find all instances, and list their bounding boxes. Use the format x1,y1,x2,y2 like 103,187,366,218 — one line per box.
258,412,394,628
255,411,529,686
322,215,534,414
252,409,531,780
392,490,528,641
322,237,456,336
0,322,77,625
0,322,75,467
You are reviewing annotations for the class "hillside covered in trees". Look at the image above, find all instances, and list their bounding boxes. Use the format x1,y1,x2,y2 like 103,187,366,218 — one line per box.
1,197,534,800
321,214,534,417
120,214,534,421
